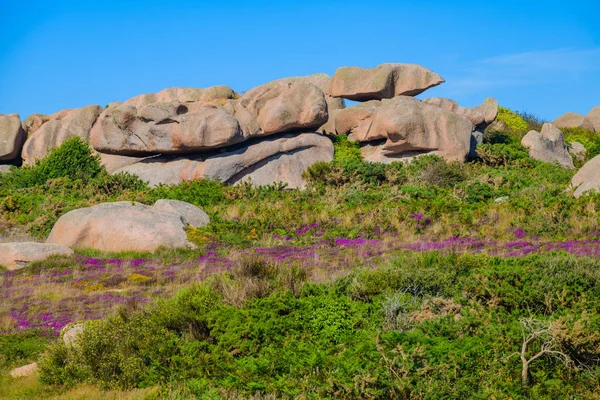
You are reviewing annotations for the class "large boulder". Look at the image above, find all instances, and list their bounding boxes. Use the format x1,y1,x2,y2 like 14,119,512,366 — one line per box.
115,132,334,189
238,80,328,134
0,114,26,162
46,200,209,252
572,155,600,197
326,63,444,101
521,123,574,169
335,96,473,162
568,141,587,163
552,112,595,132
22,105,103,165
588,106,600,133
0,243,74,271
90,102,244,155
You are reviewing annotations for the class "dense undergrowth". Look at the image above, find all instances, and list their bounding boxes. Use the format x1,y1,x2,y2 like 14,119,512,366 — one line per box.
32,252,600,399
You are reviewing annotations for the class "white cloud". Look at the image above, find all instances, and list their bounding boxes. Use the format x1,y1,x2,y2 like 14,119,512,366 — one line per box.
442,47,600,95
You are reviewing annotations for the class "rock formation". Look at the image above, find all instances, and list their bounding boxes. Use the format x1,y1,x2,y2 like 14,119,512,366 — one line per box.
521,123,574,169
326,63,444,101
0,114,26,162
0,243,74,270
46,200,210,252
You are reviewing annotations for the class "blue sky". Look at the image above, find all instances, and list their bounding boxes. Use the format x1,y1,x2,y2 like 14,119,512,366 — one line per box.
1,0,599,121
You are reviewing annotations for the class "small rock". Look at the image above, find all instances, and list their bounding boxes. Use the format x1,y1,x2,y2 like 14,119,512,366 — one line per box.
521,123,574,169
10,363,38,378
0,243,74,271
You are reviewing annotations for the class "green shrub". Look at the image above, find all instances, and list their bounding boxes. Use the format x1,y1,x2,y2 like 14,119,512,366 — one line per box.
562,127,600,159
332,134,362,163
477,143,530,166
495,106,529,134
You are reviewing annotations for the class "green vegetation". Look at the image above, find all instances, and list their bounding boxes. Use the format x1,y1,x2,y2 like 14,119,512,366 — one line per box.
36,252,600,398
3,107,600,399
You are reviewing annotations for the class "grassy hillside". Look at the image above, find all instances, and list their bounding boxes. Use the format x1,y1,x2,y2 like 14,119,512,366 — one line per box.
2,108,600,399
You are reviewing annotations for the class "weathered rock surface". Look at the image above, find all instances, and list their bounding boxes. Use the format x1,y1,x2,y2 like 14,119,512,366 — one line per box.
22,105,103,164
0,165,11,174
10,363,38,378
568,141,587,163
115,132,334,188
552,112,595,132
588,106,600,133
326,64,444,101
335,96,473,162
238,80,328,134
572,155,600,197
422,97,485,126
521,123,574,168
0,242,74,271
0,114,26,161
22,113,50,136
90,102,244,155
123,86,238,109
46,200,209,252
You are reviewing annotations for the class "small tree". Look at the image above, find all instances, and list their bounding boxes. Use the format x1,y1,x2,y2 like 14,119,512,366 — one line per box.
507,318,574,386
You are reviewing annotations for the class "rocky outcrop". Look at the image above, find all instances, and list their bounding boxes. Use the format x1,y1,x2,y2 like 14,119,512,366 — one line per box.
115,132,334,189
90,81,327,156
588,106,600,133
0,114,26,162
552,112,595,132
335,96,473,162
153,199,210,227
46,200,209,252
521,123,574,169
572,155,600,197
22,105,103,165
0,243,74,270
326,63,444,101
123,86,238,109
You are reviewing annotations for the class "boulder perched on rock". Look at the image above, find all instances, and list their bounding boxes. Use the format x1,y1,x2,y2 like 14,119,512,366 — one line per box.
22,105,103,164
0,114,26,162
588,106,600,132
0,243,74,271
422,97,485,126
552,112,595,132
572,155,600,197
10,363,38,378
335,96,473,162
521,123,574,169
238,80,328,134
326,63,444,101
47,200,209,252
22,113,50,136
91,102,244,155
471,98,499,125
115,132,334,189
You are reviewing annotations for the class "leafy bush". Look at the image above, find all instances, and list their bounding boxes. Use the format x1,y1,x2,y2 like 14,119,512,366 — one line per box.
495,106,529,134
562,127,600,159
476,142,530,166
332,134,362,163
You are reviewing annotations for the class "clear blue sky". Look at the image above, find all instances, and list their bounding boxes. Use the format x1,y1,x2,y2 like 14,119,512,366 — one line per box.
1,0,599,121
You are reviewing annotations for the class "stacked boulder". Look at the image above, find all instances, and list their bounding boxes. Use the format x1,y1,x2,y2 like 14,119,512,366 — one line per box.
320,63,497,163
521,123,574,169
1,63,502,184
